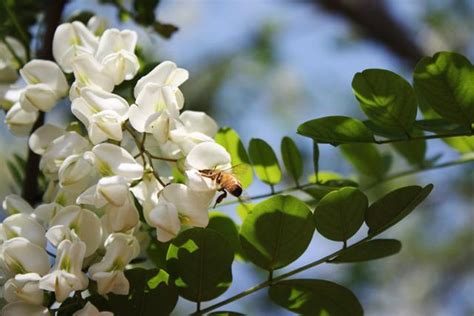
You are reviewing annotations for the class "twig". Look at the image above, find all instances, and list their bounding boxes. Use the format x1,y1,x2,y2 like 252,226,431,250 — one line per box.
22,0,67,205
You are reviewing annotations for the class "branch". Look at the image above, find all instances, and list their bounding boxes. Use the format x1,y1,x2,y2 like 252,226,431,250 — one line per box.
196,235,371,314
374,130,474,144
22,0,67,205
314,0,424,65
217,156,474,207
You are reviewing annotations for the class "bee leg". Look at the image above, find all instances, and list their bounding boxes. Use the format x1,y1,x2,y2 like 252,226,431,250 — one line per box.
214,190,227,208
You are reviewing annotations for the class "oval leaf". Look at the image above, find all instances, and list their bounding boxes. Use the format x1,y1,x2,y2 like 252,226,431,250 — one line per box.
240,195,315,270
366,184,433,236
314,187,368,242
215,127,253,188
269,279,363,316
331,239,402,263
391,129,426,167
108,268,178,316
298,116,375,144
353,69,417,134
340,143,390,179
413,52,474,127
166,228,234,302
281,136,303,185
208,211,243,258
248,138,282,185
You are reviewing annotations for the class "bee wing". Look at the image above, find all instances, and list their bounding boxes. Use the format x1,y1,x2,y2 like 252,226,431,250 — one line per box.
226,163,251,182
237,191,252,204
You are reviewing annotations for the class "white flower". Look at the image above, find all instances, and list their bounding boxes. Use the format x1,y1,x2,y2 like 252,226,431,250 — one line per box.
87,16,109,36
4,102,38,136
179,110,219,138
73,302,113,316
47,205,102,257
1,83,24,110
0,37,26,83
58,152,97,191
19,60,69,112
72,88,129,144
0,214,46,247
91,143,143,180
184,142,232,191
148,183,215,242
1,301,49,316
96,29,139,85
77,176,139,232
130,172,163,215
29,124,64,155
69,54,115,99
53,21,99,73
4,273,43,305
129,85,180,143
2,195,34,215
134,60,188,98
1,237,50,276
32,203,63,228
39,131,90,179
88,233,139,295
39,239,88,302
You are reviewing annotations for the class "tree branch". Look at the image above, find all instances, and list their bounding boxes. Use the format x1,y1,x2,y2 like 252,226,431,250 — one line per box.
314,0,424,65
22,0,67,205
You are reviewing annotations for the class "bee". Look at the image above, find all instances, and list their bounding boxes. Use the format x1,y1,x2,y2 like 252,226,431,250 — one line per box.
199,165,247,206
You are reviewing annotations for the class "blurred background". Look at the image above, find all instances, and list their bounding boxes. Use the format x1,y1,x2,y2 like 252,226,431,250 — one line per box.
0,0,473,315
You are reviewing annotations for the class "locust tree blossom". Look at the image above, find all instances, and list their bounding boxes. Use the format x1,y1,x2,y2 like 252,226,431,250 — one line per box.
19,60,68,112
0,37,26,83
73,302,113,316
1,301,49,316
95,29,139,85
72,88,129,144
39,239,88,302
0,19,239,313
88,233,139,294
53,21,99,73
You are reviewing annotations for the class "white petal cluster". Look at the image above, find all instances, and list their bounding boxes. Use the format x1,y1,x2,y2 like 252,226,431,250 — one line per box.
0,16,237,312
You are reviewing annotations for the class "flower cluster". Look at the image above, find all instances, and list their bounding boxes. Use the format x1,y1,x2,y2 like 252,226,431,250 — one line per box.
1,17,233,314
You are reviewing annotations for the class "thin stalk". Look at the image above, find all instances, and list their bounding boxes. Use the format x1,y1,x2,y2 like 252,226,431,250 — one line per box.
2,0,31,59
196,236,371,314
374,130,473,144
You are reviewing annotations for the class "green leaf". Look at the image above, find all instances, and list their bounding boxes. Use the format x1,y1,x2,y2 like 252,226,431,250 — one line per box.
108,268,178,316
147,239,170,270
391,129,426,166
236,203,255,222
269,279,363,316
248,138,282,185
281,136,303,185
366,184,433,236
215,127,253,188
314,187,368,242
414,119,470,134
353,69,417,134
340,143,389,179
298,116,375,144
413,52,474,127
166,228,234,302
240,195,314,270
331,239,402,263
443,136,474,154
208,211,243,257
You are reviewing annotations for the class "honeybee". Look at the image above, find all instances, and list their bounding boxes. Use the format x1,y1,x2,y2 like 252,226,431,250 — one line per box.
199,164,247,206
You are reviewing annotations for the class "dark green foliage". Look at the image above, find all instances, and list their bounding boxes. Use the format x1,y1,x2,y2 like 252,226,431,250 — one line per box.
269,279,363,316
240,195,315,270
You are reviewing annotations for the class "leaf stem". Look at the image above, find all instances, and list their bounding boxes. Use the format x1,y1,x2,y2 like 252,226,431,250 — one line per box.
374,130,473,144
217,157,474,207
196,236,371,314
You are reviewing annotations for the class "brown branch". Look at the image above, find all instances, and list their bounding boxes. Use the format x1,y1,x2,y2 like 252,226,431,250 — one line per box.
314,0,424,65
22,0,68,204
